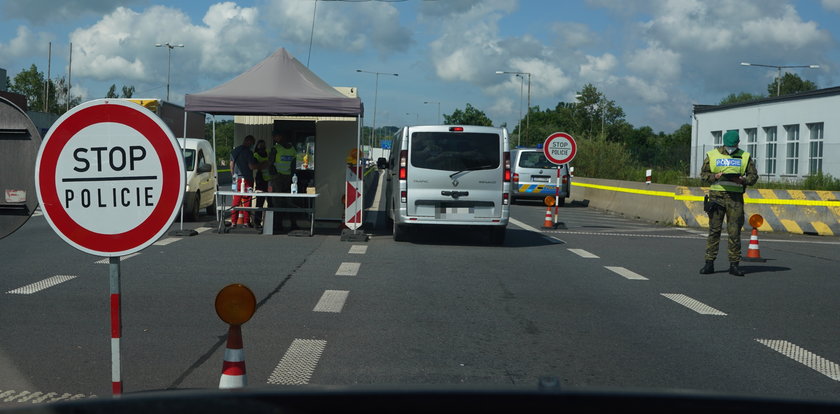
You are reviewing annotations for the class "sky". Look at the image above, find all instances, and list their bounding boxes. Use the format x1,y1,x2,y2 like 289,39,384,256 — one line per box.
1,0,839,135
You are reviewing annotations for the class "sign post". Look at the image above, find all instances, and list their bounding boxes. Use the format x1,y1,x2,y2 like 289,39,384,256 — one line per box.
35,99,185,395
543,132,577,227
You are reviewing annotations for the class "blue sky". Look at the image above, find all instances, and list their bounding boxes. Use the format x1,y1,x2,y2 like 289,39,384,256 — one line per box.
1,0,839,135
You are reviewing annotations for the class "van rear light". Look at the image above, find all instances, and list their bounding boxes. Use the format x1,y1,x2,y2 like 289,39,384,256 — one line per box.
502,192,509,205
449,126,464,132
399,150,407,180
400,190,407,204
503,152,511,182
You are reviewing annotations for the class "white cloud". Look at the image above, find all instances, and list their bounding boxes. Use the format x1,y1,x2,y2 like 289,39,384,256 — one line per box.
552,22,598,48
263,0,413,55
579,53,618,81
821,0,840,13
1,0,142,24
625,43,681,80
0,26,51,65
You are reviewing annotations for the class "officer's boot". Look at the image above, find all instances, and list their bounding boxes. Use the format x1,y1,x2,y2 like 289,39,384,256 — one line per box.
729,262,745,277
699,260,714,274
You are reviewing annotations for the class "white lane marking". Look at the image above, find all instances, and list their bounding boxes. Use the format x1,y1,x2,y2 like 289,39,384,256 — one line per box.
0,390,90,403
568,248,599,258
336,262,360,276
509,217,567,243
661,293,727,316
348,245,368,254
7,275,77,295
313,290,349,313
548,230,703,240
757,339,840,381
605,266,649,280
32,211,44,217
195,227,213,234
153,237,179,246
95,253,140,264
267,339,327,385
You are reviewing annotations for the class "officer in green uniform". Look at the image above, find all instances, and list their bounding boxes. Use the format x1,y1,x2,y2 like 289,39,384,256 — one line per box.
269,130,299,232
700,130,759,276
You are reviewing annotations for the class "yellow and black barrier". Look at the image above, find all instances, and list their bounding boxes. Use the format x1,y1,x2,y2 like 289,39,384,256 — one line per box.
571,178,840,236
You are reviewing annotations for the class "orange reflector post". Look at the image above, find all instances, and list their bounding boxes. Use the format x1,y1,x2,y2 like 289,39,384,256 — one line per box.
215,284,256,326
544,196,555,207
749,214,764,229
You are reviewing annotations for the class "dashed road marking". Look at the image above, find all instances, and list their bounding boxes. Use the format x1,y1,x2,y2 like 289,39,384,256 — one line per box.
661,293,726,316
509,218,567,243
7,275,77,295
153,237,179,246
336,262,360,276
267,339,327,385
548,230,704,239
348,245,367,254
605,266,648,280
0,390,91,404
757,339,840,381
95,253,140,264
195,227,213,234
568,248,599,258
313,290,349,313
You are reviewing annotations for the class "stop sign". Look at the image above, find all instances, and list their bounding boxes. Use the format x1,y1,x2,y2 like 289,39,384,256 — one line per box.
543,132,577,165
35,99,185,256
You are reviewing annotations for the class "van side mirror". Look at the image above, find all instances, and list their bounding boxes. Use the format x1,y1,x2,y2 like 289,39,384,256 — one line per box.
376,157,388,169
197,163,212,174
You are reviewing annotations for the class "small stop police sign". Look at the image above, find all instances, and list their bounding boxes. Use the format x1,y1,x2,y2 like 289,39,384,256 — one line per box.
543,132,577,165
35,99,185,257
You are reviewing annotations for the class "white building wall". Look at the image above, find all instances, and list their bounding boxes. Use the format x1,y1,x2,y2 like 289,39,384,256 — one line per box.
691,94,840,180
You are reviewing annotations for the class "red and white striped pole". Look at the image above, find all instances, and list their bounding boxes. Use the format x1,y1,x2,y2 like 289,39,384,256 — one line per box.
109,257,122,395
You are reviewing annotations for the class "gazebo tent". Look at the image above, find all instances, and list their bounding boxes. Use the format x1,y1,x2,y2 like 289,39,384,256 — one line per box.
185,48,364,222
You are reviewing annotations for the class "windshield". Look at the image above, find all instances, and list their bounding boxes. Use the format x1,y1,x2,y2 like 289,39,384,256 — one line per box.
518,151,559,169
183,149,196,172
410,132,499,171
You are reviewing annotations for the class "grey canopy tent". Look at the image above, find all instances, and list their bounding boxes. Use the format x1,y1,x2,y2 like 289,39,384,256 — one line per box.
185,47,365,225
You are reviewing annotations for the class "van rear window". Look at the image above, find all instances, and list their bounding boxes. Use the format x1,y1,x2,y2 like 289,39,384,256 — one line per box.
410,132,500,171
518,151,558,169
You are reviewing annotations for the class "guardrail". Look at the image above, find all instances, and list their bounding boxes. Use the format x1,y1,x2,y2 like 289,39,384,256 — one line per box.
569,177,840,236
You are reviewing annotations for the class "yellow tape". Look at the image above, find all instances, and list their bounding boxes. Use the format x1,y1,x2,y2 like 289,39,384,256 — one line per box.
571,181,840,206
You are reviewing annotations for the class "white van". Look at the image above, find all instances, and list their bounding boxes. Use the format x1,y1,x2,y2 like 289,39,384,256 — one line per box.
385,125,511,243
177,138,217,220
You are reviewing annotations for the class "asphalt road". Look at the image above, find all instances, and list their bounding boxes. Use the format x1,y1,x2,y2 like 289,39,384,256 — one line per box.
1,192,840,407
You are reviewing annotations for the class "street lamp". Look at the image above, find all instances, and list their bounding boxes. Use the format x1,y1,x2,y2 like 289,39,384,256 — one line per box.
423,101,440,124
155,42,184,101
740,62,820,97
496,70,531,145
356,69,398,148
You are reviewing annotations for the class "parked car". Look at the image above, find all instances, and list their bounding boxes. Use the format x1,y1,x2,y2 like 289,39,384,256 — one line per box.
510,148,571,206
385,125,511,244
178,138,217,220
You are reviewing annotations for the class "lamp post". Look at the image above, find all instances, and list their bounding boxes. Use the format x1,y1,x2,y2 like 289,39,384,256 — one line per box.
496,70,531,145
155,42,184,101
423,101,440,124
356,69,398,148
740,62,820,97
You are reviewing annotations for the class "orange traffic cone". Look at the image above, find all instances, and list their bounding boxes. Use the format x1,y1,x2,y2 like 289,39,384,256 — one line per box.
742,228,766,262
542,207,555,229
219,324,247,388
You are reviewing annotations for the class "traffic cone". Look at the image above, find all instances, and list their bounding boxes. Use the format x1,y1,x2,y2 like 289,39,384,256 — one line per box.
542,207,554,229
742,228,766,262
219,324,247,389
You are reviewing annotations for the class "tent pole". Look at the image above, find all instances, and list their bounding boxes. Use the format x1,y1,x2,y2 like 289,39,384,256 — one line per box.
213,115,219,222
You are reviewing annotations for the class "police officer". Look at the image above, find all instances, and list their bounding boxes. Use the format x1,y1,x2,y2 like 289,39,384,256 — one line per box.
269,130,299,232
700,130,758,276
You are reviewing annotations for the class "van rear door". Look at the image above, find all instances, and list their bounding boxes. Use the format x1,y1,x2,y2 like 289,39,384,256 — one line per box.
406,128,504,220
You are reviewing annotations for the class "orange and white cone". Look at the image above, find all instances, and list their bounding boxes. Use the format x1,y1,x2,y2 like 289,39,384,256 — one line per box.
219,325,247,389
542,207,554,229
743,228,766,262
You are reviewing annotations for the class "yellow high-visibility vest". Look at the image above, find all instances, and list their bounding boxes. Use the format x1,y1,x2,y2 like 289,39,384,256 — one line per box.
707,149,750,192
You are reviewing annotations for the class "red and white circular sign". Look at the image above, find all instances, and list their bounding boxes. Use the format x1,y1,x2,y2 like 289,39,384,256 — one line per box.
35,99,185,257
543,132,577,165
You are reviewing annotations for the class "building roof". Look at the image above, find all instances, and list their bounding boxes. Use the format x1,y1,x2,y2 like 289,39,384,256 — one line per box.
693,85,840,114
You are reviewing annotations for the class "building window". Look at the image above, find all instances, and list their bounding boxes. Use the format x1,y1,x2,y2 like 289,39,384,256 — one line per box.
712,130,722,146
745,128,757,158
785,124,799,175
808,122,824,175
764,126,776,175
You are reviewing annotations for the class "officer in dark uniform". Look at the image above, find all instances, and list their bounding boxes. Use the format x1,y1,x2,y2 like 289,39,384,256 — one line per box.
700,130,759,276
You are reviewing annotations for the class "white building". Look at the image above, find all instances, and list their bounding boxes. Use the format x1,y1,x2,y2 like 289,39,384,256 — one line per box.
691,87,840,181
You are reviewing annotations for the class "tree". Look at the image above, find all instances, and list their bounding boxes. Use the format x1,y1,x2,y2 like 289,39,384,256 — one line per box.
443,103,493,126
573,83,625,140
105,84,136,98
768,72,817,97
121,85,135,98
719,92,764,105
106,84,119,98
10,64,50,111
